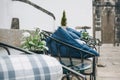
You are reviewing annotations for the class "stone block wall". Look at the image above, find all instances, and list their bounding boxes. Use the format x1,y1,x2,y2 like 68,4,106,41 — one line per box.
0,29,25,47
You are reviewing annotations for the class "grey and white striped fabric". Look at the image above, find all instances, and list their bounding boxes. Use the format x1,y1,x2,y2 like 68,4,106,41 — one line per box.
0,55,63,80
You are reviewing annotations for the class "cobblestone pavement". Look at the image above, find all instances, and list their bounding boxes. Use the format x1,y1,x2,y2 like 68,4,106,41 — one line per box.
97,44,120,80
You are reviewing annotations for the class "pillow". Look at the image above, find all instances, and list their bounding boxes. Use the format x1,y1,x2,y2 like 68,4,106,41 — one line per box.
67,31,80,39
48,27,99,58
66,27,81,37
75,39,86,44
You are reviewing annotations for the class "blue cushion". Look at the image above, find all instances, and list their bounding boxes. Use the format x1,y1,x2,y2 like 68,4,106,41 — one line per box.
67,31,80,39
47,27,99,58
66,27,81,37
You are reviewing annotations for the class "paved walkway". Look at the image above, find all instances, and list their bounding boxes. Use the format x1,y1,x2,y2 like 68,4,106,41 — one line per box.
97,44,120,80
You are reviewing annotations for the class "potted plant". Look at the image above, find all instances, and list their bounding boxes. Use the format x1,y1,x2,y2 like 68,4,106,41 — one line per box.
61,10,67,28
21,28,48,54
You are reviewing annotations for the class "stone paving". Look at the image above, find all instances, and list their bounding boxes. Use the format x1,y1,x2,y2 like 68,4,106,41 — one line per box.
97,44,120,80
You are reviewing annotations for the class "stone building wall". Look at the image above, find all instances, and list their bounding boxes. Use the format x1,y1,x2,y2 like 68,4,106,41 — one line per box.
93,0,116,44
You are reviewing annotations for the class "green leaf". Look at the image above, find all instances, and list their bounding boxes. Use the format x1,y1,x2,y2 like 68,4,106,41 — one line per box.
28,41,35,45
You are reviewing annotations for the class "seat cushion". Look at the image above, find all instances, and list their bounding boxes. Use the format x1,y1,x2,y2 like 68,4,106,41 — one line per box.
47,27,99,58
66,27,81,37
0,55,62,80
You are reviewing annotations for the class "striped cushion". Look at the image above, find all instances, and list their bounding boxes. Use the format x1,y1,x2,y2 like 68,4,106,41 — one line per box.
0,55,63,80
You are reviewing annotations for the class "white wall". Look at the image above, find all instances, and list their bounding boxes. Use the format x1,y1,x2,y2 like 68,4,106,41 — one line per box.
0,0,92,33
0,0,12,29
11,1,54,31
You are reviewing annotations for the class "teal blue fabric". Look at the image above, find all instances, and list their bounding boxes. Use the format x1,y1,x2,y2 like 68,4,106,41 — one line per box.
47,27,99,58
66,27,81,37
67,31,80,39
